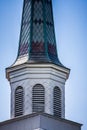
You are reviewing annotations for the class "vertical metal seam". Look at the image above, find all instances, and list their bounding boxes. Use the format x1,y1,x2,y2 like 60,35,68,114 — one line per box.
43,0,49,60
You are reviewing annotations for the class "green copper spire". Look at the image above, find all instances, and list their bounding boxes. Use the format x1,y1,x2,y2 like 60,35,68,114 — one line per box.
15,0,62,66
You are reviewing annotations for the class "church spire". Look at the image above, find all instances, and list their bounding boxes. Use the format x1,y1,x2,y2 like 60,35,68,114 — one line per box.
14,0,62,66
6,0,70,119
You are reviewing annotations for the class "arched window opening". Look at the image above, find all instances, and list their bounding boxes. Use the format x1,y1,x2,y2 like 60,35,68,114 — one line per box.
32,84,45,112
15,86,24,117
53,86,62,118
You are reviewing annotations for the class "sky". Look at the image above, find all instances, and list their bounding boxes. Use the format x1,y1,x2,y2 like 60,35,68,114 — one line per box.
0,0,87,130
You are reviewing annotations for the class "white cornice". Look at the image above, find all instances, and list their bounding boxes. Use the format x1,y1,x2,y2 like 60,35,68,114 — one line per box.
6,63,70,81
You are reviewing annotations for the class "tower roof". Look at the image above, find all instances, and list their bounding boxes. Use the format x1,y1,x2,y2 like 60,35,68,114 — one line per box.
14,0,62,66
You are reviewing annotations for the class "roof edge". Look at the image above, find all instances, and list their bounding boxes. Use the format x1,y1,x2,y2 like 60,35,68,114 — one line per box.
0,113,82,127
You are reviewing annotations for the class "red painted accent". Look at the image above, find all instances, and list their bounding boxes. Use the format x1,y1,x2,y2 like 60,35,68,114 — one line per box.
32,42,45,53
19,43,28,56
48,43,56,55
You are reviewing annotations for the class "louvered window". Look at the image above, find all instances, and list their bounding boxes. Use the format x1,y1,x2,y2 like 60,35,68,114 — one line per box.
54,86,61,118
15,86,24,117
32,84,45,112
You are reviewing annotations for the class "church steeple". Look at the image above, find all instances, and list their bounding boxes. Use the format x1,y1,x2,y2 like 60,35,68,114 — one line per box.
14,0,62,66
6,0,70,119
0,1,82,130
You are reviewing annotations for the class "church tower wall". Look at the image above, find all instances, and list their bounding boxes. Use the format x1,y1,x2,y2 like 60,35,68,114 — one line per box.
7,64,69,118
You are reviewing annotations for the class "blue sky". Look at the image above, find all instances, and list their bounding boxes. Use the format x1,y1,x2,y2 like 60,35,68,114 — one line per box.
0,0,87,130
